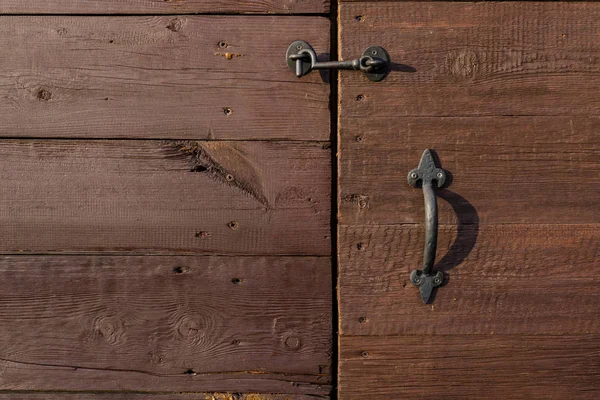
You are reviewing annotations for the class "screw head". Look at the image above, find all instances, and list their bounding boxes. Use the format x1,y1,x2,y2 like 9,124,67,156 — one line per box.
296,44,303,50
371,49,378,56
437,172,444,179
434,277,442,285
413,277,421,285
410,172,418,179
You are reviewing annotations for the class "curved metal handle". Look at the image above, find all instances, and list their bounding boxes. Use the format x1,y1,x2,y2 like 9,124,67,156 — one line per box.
286,41,390,82
407,149,446,304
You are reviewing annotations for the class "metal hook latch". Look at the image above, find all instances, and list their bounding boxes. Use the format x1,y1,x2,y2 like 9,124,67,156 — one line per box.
407,149,447,304
286,41,390,82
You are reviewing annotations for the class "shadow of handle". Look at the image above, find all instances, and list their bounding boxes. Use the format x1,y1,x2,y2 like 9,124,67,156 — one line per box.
436,189,480,273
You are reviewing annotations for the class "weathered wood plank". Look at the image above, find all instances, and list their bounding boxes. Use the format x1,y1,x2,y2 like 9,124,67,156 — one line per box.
339,116,600,225
339,224,600,335
0,256,331,394
0,395,327,400
0,140,330,255
339,335,600,399
340,2,600,117
0,0,329,15
0,16,329,140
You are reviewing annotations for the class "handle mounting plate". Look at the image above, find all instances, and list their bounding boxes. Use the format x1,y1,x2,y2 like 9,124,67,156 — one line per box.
408,149,447,304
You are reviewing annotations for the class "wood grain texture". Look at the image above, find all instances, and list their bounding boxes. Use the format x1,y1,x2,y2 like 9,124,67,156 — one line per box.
0,140,330,255
0,16,329,140
0,0,329,15
339,335,600,399
0,256,331,394
339,116,600,225
339,225,600,335
0,395,327,400
336,3,600,399
339,224,600,335
339,2,600,117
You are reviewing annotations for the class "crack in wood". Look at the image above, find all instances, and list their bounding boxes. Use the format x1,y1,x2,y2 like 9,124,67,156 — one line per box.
163,141,271,209
0,357,322,381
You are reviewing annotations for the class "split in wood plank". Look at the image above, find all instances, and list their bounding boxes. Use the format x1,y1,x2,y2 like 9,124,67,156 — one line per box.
0,394,328,400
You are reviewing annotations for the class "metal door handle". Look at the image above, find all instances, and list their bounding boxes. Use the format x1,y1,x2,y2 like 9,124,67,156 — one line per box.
286,41,390,82
407,149,446,303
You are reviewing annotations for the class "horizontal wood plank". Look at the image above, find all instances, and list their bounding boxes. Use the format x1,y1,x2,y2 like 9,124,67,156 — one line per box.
0,16,329,140
339,224,600,335
340,335,600,399
0,256,331,394
340,2,600,117
0,395,326,400
0,140,330,255
0,0,329,15
339,116,600,225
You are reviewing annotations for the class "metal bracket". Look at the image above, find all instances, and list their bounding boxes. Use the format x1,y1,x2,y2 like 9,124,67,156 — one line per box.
286,40,390,82
407,149,447,304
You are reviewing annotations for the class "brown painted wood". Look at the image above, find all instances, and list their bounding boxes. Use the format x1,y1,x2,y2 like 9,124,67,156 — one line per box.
0,16,329,140
0,255,331,394
339,2,600,117
338,4,600,398
340,335,600,399
0,395,326,400
339,224,600,335
0,140,330,255
0,0,329,15
339,116,600,225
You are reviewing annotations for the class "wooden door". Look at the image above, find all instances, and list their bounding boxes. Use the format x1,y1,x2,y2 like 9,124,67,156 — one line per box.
0,2,332,399
337,2,600,398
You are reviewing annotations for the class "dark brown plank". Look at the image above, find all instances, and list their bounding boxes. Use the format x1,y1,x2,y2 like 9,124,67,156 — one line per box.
0,395,327,400
339,116,600,225
339,224,600,335
0,255,331,394
0,16,329,140
339,335,600,399
0,0,329,15
0,140,330,255
340,2,600,117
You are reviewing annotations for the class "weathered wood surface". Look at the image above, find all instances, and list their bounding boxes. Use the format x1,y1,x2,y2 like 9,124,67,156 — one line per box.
337,2,600,398
340,335,600,399
0,0,329,15
0,395,326,400
0,140,330,255
0,256,331,394
0,16,329,140
339,224,600,335
339,2,600,117
339,116,600,225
